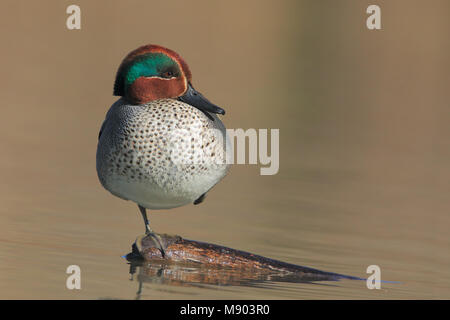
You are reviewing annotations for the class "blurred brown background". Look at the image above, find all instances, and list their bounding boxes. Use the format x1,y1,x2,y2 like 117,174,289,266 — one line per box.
0,0,449,299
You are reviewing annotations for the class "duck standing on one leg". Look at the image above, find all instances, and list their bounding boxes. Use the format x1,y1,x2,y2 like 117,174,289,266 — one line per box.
96,44,230,253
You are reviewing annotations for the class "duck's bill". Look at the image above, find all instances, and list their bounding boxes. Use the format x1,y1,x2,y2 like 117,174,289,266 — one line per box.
178,83,225,118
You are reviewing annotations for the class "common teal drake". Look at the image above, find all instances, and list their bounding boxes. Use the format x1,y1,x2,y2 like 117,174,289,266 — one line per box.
96,44,230,245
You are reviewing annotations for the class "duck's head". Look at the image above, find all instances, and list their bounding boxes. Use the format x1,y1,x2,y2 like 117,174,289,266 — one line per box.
113,44,224,117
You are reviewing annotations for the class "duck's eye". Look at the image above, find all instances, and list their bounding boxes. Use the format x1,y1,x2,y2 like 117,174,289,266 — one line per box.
161,70,175,78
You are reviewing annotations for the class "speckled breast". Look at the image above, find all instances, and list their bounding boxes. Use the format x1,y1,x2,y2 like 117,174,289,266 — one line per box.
96,98,230,209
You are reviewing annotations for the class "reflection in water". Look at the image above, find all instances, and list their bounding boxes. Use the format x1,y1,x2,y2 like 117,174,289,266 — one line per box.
126,259,354,299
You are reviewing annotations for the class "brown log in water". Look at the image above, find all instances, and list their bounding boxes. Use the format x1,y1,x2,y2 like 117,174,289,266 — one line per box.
127,233,362,282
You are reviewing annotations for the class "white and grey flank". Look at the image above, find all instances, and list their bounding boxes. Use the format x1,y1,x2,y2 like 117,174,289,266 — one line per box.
96,98,230,210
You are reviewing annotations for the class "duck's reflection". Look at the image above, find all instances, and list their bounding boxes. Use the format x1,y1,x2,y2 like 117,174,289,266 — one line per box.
127,258,343,299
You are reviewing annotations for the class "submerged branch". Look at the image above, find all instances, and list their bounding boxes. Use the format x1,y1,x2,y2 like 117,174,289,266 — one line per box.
126,233,362,283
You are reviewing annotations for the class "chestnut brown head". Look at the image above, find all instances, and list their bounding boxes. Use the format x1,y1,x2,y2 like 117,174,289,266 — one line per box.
113,44,225,118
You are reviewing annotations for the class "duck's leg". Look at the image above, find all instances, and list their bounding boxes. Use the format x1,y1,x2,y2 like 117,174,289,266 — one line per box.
193,193,207,205
137,205,166,257
138,205,152,234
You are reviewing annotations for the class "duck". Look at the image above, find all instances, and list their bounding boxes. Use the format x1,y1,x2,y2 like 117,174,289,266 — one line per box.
96,44,230,251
